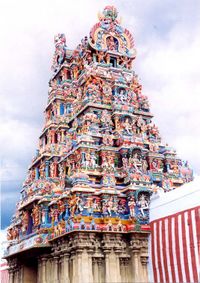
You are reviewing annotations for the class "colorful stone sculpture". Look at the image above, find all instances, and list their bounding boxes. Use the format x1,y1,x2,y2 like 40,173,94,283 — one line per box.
6,5,193,252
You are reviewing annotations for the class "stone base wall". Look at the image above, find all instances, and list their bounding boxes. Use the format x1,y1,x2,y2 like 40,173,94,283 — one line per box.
7,232,149,283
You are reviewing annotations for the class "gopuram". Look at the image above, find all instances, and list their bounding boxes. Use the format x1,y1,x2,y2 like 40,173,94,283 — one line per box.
5,6,193,283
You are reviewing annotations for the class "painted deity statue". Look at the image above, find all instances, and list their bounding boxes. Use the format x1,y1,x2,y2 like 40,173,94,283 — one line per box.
128,196,136,218
52,33,67,72
31,204,40,227
50,160,58,178
39,162,46,179
21,211,29,234
123,118,132,135
137,194,149,217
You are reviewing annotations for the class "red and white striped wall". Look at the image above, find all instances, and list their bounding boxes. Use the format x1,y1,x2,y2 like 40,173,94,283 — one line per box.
149,177,200,283
0,262,9,283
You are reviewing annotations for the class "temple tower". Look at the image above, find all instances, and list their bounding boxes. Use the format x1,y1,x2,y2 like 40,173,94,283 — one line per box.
5,6,193,283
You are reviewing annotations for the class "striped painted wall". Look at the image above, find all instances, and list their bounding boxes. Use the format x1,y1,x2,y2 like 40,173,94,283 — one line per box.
150,206,200,283
0,262,9,283
149,177,200,283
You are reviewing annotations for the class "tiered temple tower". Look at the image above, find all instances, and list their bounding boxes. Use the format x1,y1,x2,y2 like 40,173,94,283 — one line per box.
5,6,193,283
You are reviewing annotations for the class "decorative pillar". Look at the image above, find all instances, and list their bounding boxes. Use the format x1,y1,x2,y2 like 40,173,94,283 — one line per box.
139,237,149,283
8,269,14,283
104,251,112,283
74,249,93,283
37,258,42,283
41,206,49,226
36,149,39,157
61,130,65,142
53,256,59,282
18,265,23,283
97,258,104,283
130,235,142,282
60,253,70,283
41,257,47,283
120,257,130,283
102,234,122,283
12,269,16,283
35,167,39,180
141,255,149,283
92,256,104,283
70,233,94,283
15,267,20,283
92,258,99,283
45,161,50,178
45,258,52,283
52,130,56,144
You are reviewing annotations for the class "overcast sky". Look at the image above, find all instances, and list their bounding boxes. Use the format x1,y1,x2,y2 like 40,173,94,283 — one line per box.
0,0,200,229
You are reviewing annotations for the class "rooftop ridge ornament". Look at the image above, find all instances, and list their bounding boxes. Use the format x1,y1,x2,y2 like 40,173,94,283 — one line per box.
90,6,135,56
98,6,119,21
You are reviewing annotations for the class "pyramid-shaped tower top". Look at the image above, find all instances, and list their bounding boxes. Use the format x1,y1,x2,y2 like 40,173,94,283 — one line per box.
89,6,135,57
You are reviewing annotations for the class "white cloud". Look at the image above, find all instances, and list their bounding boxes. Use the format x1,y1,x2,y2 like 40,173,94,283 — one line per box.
135,18,200,172
0,229,8,263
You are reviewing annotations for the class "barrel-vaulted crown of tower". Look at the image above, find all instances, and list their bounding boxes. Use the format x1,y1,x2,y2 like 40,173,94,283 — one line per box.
89,6,136,57
5,8,193,277
51,6,136,73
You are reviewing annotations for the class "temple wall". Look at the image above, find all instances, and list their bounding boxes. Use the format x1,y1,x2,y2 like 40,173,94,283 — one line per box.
7,232,149,283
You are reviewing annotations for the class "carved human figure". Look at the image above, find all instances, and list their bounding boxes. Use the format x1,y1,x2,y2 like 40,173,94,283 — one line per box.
102,84,112,104
7,228,13,240
73,65,79,80
117,220,123,231
129,153,142,173
162,177,172,191
68,195,80,217
115,116,122,133
7,227,19,240
39,162,45,179
97,50,105,63
84,152,91,169
106,36,117,51
151,159,158,171
49,207,59,224
151,159,163,172
107,155,115,170
52,33,67,72
122,157,129,170
147,123,160,140
84,197,93,214
31,204,40,227
107,197,114,216
30,168,36,181
107,219,113,231
128,196,136,218
136,116,146,134
123,118,132,135
101,110,113,128
90,153,97,168
57,200,65,216
21,211,29,233
50,160,58,177
142,159,148,173
102,134,114,146
58,163,65,178
170,161,179,174
41,209,46,224
137,194,149,217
